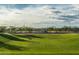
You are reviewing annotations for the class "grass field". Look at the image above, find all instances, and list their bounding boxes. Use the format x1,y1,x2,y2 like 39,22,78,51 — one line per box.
0,33,79,55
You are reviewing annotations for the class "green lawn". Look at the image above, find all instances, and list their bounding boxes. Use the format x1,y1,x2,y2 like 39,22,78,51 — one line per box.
0,33,79,55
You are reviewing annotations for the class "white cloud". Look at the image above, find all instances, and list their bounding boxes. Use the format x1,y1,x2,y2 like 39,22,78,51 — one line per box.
72,4,79,9
0,5,65,27
70,19,79,23
0,4,79,28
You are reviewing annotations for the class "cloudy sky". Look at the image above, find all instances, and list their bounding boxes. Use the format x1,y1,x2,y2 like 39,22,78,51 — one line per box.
0,4,79,28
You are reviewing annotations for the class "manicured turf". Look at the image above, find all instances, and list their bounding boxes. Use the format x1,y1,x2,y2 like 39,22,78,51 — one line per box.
0,33,79,54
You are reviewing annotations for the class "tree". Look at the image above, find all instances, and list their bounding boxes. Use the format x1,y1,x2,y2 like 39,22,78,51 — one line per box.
0,26,6,33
